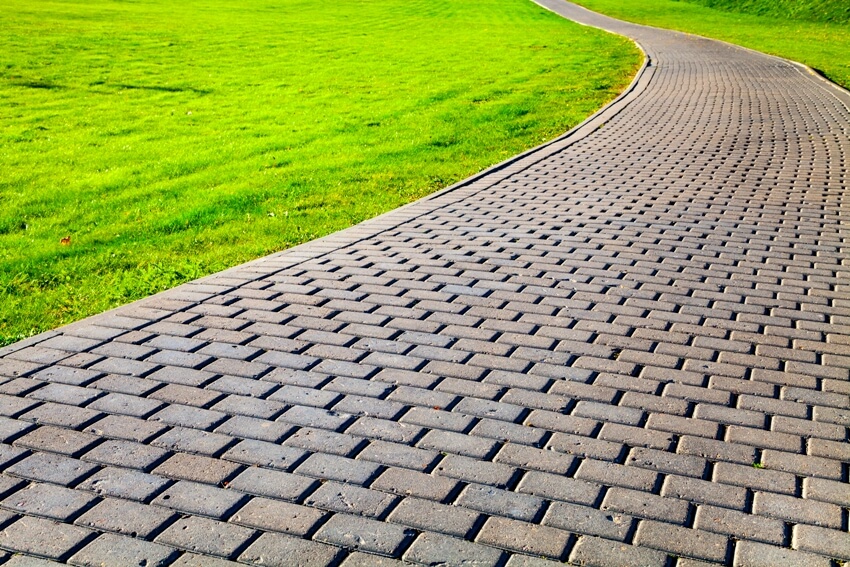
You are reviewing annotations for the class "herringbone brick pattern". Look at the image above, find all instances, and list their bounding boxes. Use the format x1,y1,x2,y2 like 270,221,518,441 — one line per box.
0,1,847,565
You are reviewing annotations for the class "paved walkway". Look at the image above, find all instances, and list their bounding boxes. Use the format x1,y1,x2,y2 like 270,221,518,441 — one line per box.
1,2,849,566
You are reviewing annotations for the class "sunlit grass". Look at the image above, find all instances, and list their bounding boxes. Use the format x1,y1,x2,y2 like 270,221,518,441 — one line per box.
0,0,640,345
573,0,850,89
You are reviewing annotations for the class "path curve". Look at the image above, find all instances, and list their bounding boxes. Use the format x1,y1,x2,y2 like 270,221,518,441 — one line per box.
1,2,848,565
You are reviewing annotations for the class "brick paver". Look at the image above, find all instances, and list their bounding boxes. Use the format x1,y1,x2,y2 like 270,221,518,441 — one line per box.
1,1,848,565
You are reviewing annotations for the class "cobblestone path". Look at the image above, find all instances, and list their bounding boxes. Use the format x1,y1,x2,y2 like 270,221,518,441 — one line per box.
1,1,848,565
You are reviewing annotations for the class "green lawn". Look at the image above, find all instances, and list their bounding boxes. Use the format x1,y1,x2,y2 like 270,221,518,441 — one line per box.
0,0,640,346
572,0,850,89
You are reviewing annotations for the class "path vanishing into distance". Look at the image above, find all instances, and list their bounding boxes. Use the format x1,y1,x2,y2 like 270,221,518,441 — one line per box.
1,2,849,566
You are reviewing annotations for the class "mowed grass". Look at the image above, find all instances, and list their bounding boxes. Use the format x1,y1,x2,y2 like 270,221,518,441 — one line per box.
573,0,850,89
0,0,641,345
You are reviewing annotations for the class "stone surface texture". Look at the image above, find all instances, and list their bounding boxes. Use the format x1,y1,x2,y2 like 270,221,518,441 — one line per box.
0,1,848,565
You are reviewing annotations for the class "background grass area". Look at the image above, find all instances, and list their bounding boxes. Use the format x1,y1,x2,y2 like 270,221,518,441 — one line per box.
689,0,849,24
0,0,640,346
572,0,850,89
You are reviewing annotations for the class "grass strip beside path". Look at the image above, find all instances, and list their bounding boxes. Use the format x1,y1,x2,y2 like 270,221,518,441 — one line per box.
572,0,850,89
0,0,640,345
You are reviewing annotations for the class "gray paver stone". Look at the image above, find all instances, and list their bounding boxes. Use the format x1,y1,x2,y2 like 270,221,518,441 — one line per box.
152,480,247,520
305,481,396,518
230,496,326,536
1,482,96,522
314,513,416,557
68,532,178,567
544,500,632,541
5,453,98,487
388,496,480,538
734,540,832,567
403,532,504,566
0,515,94,560
476,516,571,559
238,532,343,566
570,535,668,567
155,515,255,558
77,467,169,502
74,496,176,538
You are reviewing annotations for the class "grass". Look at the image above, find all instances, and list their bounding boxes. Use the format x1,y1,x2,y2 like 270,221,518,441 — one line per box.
0,0,641,346
687,0,849,24
572,0,850,89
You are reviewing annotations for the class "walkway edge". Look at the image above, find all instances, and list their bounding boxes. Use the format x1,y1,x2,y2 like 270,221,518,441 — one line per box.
0,8,653,357
564,0,850,111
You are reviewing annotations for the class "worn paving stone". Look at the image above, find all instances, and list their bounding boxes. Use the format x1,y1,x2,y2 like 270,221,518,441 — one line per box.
635,521,729,563
152,481,247,520
516,471,601,506
570,536,668,567
544,500,632,541
85,414,168,443
155,515,254,558
793,524,850,560
225,467,318,502
295,453,381,485
230,496,326,536
370,468,460,503
5,452,98,487
221,439,306,471
388,496,480,538
77,467,169,503
694,504,785,544
153,452,241,484
74,496,177,538
1,482,97,522
0,515,94,561
403,532,504,566
433,455,517,488
238,532,343,567
82,439,168,471
476,516,571,560
68,532,179,567
170,552,245,567
13,426,100,457
734,540,832,567
1,1,849,563
304,481,396,519
456,483,545,523
314,513,416,558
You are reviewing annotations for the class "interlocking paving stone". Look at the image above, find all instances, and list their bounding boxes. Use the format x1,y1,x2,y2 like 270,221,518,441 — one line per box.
476,516,571,559
635,521,729,563
225,467,318,502
569,536,668,567
733,540,832,567
313,514,416,557
76,467,169,503
2,0,849,564
387,496,481,538
304,481,396,519
1,483,97,522
230,496,326,536
74,497,176,539
238,532,343,567
154,515,255,558
402,532,504,566
151,481,247,520
5,453,98,487
543,501,632,541
0,516,94,561
68,532,178,567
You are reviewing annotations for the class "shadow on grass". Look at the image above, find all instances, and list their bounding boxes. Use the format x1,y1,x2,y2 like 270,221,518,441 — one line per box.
17,81,65,90
115,83,212,94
